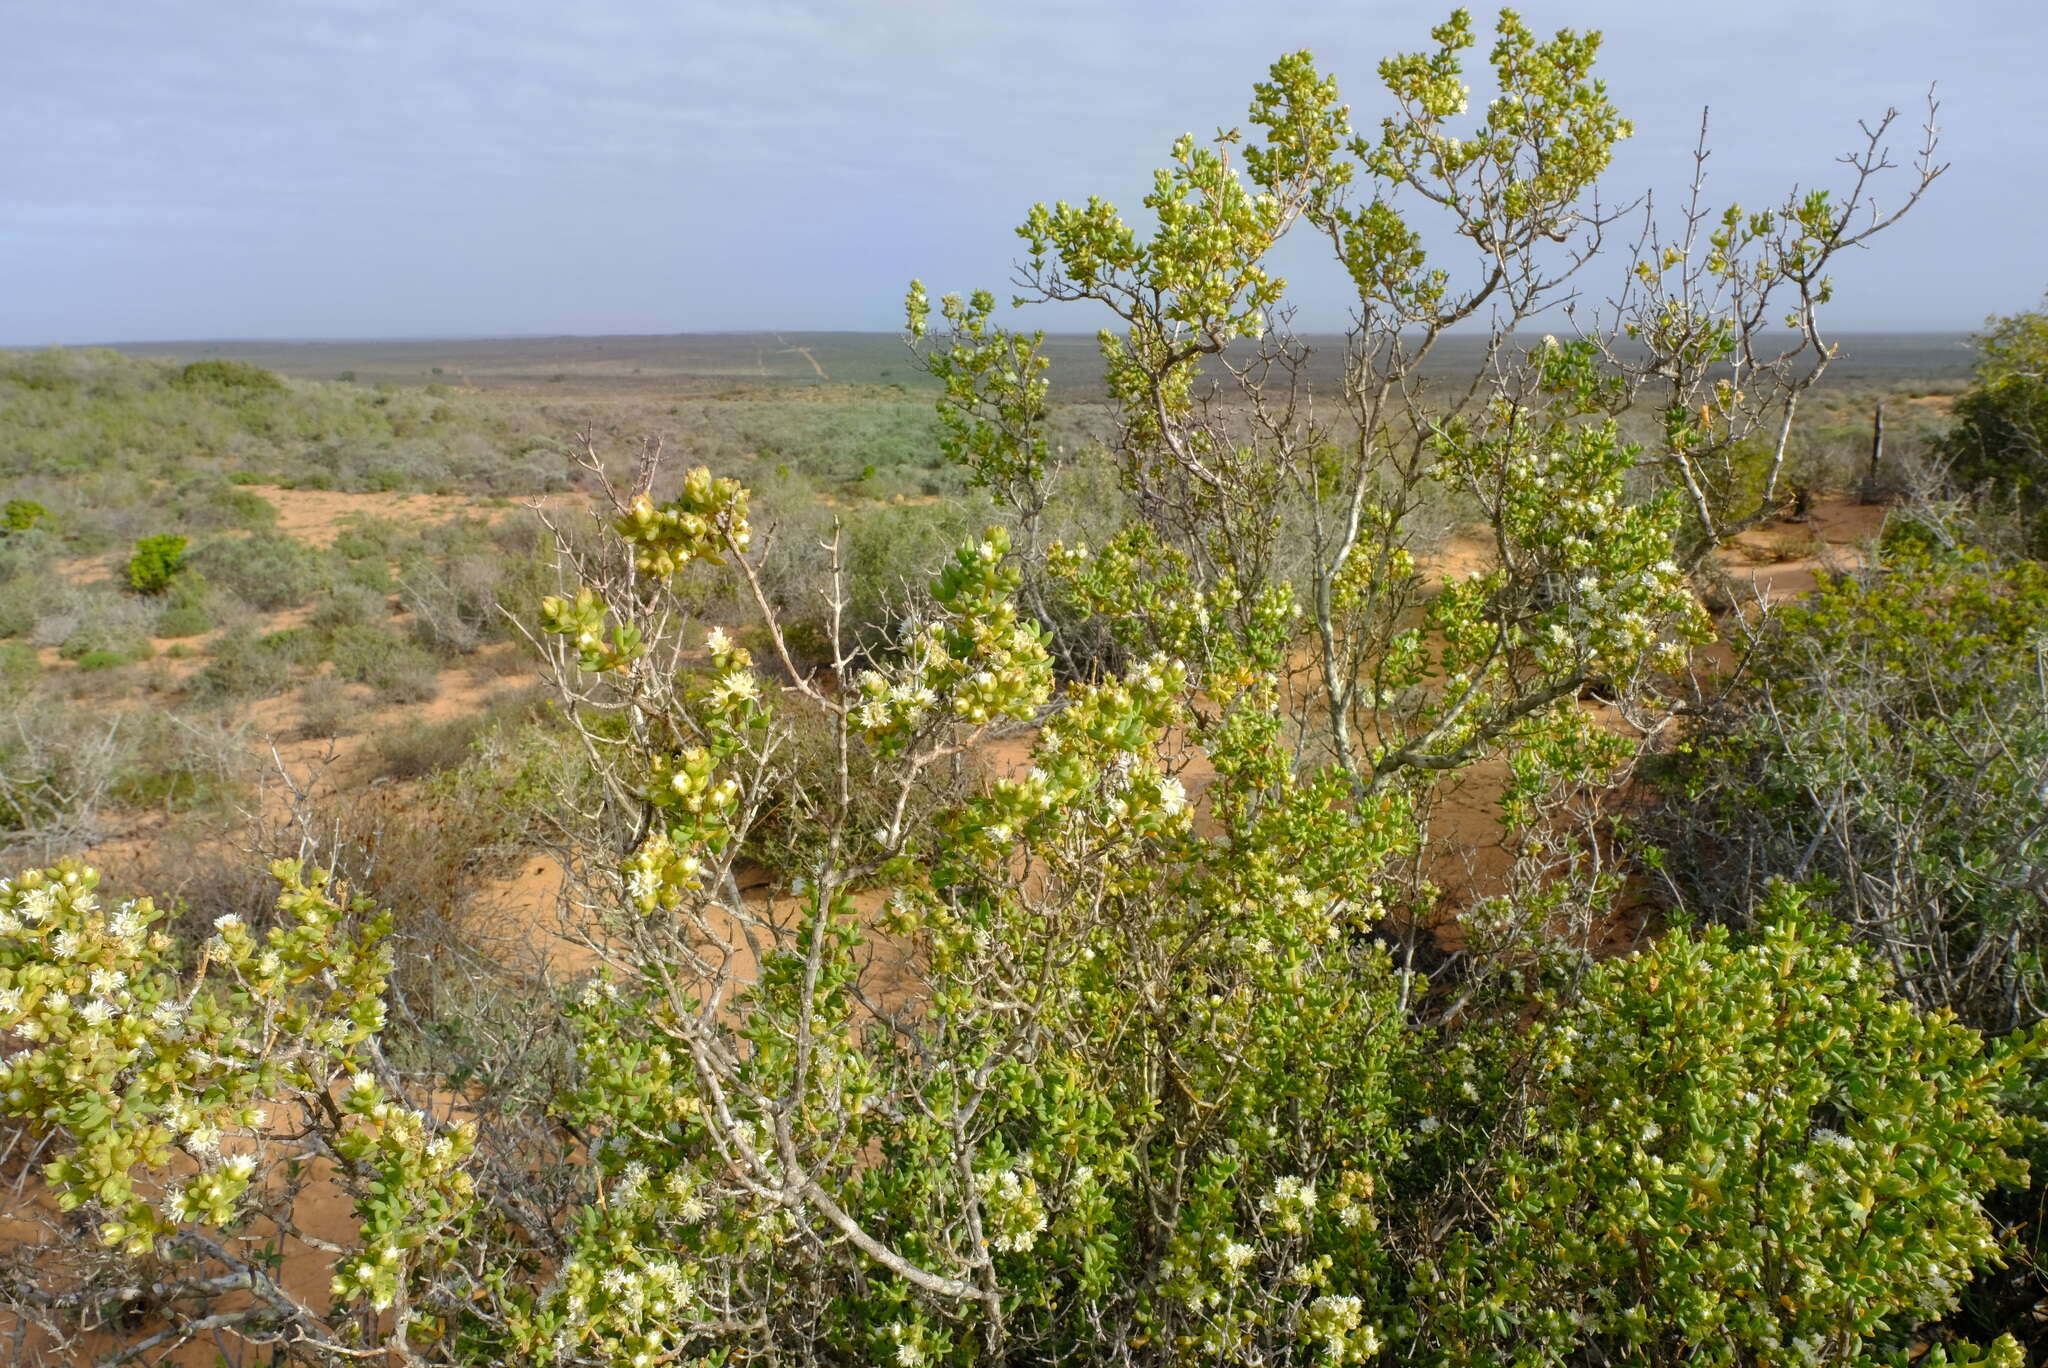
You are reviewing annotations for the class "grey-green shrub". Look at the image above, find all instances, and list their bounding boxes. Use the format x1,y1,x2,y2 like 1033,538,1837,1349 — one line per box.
187,531,327,612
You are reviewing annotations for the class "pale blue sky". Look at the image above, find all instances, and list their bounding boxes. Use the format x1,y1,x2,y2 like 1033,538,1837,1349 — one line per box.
3,1,2041,342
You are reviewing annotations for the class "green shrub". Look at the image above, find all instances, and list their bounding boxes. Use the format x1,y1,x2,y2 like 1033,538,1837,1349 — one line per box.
1419,890,2038,1366
172,358,285,393
2,499,46,532
1665,533,2048,1033
227,469,266,485
125,534,189,594
107,764,232,812
254,627,324,668
1938,293,2048,548
210,486,280,531
74,649,130,672
0,640,39,690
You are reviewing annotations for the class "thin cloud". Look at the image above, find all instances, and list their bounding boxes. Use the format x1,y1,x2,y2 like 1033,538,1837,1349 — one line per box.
3,0,2042,341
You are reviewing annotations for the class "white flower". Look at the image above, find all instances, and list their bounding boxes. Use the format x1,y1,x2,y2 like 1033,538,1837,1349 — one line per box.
625,866,659,906
1220,1241,1255,1271
705,626,732,654
213,913,243,932
79,1000,114,1027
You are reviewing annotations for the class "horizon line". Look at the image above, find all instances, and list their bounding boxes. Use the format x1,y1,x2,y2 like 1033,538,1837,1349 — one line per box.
3,326,1983,351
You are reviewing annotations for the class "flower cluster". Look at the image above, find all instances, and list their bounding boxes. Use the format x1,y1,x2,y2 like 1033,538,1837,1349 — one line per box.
538,584,643,673
853,527,1053,752
2,864,368,1249
614,466,751,580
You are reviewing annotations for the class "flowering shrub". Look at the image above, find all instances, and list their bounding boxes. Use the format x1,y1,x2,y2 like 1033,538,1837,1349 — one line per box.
0,860,476,1358
1415,887,2037,1366
6,12,2027,1368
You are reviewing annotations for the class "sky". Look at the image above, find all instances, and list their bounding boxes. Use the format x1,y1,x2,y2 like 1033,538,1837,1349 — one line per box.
3,0,2042,344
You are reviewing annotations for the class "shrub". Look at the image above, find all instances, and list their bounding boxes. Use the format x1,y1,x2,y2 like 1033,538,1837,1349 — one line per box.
0,640,36,690
125,533,189,594
374,713,490,781
172,357,286,392
0,571,57,638
1939,293,2048,548
187,624,303,701
327,623,441,703
1418,889,2039,1366
1664,527,2048,1032
295,674,364,739
2,498,46,532
154,603,211,638
106,763,233,812
73,649,130,672
55,593,156,663
309,582,387,632
186,530,326,611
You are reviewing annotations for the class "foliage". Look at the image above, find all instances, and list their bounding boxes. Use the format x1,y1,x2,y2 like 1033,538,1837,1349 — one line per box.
1419,888,2037,1367
1938,292,2048,549
173,357,288,392
186,529,326,611
1664,524,2048,1032
0,14,2022,1368
0,860,477,1354
2,499,46,533
124,533,189,595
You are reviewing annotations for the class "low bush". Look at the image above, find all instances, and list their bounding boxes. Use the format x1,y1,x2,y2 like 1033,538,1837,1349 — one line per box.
0,574,56,639
295,674,364,739
55,593,156,663
154,603,211,638
0,640,36,691
186,530,327,611
373,712,491,781
187,624,305,701
309,582,388,632
173,357,287,392
125,533,189,594
327,623,441,703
